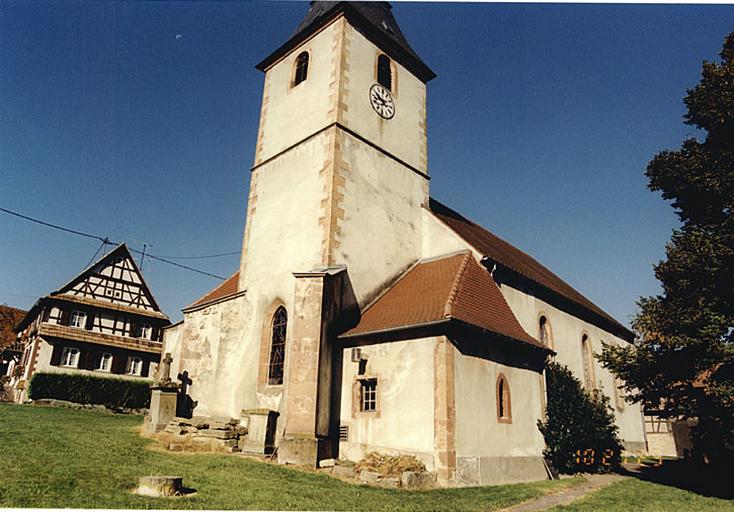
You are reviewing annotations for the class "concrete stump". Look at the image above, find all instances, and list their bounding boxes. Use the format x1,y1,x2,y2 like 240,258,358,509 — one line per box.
136,476,183,497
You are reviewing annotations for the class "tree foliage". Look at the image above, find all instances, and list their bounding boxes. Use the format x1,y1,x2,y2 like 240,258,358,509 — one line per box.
599,33,734,464
538,362,623,474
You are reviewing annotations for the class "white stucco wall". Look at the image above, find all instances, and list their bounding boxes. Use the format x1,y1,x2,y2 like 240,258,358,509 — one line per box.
499,285,646,448
339,24,427,173
339,338,436,470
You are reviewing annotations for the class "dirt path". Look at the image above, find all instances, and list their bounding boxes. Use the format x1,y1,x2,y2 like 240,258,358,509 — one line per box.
499,474,625,512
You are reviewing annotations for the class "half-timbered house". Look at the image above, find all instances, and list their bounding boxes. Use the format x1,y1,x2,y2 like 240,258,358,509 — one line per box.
12,244,170,401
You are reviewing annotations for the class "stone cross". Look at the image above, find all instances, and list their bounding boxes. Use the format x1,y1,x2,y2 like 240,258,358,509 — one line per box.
157,352,173,386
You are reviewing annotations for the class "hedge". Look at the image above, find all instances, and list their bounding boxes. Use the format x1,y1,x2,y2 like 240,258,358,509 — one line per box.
28,372,151,409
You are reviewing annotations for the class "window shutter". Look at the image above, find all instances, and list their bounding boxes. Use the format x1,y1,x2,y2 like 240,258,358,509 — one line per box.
129,320,137,338
151,327,160,342
83,350,96,370
42,308,50,322
111,353,125,374
142,358,151,377
60,309,71,326
50,344,63,366
85,313,94,330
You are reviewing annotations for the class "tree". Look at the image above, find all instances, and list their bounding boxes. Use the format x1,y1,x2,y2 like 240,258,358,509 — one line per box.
599,32,734,465
538,362,623,474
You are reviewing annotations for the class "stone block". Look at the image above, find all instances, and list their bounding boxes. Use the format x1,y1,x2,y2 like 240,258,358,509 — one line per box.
401,471,436,488
135,476,182,497
332,465,356,479
146,388,178,433
359,470,381,484
168,443,184,452
319,458,337,468
380,477,400,488
197,429,236,439
277,435,318,465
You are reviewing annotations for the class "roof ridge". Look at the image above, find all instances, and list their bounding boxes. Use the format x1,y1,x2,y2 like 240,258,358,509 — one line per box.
443,251,473,319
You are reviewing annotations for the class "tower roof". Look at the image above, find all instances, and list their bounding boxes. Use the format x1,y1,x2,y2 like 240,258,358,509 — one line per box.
257,1,436,83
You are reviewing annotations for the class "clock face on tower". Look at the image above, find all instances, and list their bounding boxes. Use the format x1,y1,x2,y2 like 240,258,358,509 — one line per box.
369,84,395,119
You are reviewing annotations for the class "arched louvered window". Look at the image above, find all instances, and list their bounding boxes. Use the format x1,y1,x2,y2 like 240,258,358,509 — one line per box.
497,374,512,423
377,54,392,91
293,52,309,87
267,307,287,385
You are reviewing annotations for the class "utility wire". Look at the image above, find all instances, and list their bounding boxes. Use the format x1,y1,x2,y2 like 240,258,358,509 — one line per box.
1,206,226,280
85,241,106,269
149,250,241,260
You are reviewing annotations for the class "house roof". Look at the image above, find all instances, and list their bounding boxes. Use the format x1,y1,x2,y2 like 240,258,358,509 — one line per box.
184,272,241,311
0,305,26,351
342,251,545,350
428,198,634,341
256,1,436,83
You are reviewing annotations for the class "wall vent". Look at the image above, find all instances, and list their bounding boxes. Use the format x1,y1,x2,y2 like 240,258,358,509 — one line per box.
339,425,349,441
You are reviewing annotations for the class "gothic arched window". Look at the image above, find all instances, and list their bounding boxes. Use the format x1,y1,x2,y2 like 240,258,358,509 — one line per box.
497,374,512,423
267,306,288,385
581,334,596,390
377,54,392,91
539,315,551,347
293,52,309,87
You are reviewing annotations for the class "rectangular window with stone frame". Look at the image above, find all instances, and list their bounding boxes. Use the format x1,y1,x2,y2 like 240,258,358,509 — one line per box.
359,378,377,412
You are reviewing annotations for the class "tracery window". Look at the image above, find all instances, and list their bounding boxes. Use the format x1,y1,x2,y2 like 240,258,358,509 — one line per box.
293,52,309,87
267,307,287,385
377,54,392,91
497,374,512,422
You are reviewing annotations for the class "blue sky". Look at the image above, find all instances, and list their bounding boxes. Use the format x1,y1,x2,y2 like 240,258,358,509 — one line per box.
1,1,732,325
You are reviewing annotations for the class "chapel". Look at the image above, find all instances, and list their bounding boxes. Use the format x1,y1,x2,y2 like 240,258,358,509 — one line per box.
162,1,647,486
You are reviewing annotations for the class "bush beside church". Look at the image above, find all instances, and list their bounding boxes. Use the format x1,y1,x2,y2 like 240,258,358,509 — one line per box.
28,372,151,410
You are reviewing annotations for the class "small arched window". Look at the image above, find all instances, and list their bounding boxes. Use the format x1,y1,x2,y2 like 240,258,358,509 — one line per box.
497,374,512,423
267,307,287,385
539,316,551,347
293,52,309,87
581,334,596,390
377,54,392,91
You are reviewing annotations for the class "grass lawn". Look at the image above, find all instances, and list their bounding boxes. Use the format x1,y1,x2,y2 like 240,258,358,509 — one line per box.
0,403,577,510
551,477,734,512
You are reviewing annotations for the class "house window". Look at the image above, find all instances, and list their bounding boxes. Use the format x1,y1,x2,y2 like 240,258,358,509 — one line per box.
98,353,113,372
497,374,511,422
293,52,309,87
137,323,152,340
126,356,143,376
359,378,377,412
61,347,80,368
267,307,287,385
69,311,86,329
377,54,392,91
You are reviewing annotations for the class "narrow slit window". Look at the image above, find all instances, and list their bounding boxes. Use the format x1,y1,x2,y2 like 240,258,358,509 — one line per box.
267,307,287,385
377,54,392,91
293,52,309,87
497,375,511,422
539,316,550,346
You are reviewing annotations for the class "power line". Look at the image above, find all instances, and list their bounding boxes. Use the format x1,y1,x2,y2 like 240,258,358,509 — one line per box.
1,206,226,280
149,250,241,260
0,207,107,243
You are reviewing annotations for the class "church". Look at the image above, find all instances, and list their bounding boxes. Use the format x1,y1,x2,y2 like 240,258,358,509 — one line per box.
162,1,646,486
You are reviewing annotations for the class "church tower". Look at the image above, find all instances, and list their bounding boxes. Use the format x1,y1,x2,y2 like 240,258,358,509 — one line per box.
236,1,436,465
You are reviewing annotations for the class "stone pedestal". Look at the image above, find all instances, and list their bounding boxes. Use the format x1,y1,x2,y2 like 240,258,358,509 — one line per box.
146,386,178,433
277,433,321,466
239,408,278,454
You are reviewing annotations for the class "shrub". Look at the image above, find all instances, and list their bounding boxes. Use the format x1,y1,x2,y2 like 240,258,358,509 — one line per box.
28,372,151,409
538,362,623,474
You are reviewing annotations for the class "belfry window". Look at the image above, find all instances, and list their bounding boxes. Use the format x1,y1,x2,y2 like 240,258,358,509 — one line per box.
293,52,309,87
377,54,392,91
267,307,287,385
497,374,511,423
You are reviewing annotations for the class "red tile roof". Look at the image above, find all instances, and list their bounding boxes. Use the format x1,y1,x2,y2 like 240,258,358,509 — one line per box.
429,198,632,340
342,252,543,349
185,272,240,310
